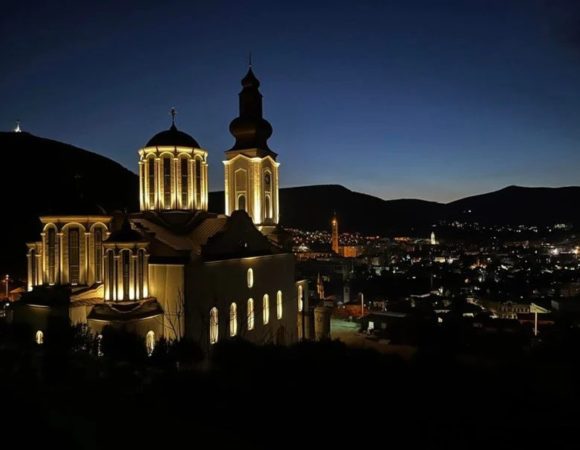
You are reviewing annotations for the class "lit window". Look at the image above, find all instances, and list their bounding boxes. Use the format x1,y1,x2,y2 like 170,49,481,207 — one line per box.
247,298,254,331
247,268,254,288
298,285,303,312
230,302,237,337
263,294,270,325
277,290,283,319
210,307,219,344
35,330,44,345
68,227,80,285
237,194,246,211
146,330,155,356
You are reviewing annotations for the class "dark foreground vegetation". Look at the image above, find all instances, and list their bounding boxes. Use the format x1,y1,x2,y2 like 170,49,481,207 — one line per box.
1,320,580,450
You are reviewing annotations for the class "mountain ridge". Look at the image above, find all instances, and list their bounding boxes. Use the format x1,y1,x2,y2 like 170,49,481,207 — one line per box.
2,131,579,275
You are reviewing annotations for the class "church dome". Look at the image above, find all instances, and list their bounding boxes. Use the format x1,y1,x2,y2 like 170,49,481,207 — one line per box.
145,124,200,148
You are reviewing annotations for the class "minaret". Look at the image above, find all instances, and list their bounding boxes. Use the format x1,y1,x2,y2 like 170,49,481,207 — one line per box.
331,213,339,255
223,62,280,227
430,231,437,246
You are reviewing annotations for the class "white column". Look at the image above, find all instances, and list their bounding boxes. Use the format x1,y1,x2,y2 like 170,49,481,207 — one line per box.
27,252,32,291
41,232,47,282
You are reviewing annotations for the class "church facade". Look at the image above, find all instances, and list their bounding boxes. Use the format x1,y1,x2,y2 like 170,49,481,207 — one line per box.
20,67,307,353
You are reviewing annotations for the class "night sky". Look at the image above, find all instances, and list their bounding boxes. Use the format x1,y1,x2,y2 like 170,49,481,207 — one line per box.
2,0,580,202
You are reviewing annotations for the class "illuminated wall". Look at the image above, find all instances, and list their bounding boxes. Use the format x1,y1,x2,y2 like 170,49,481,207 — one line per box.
223,154,280,225
103,241,150,302
26,216,112,291
139,145,208,212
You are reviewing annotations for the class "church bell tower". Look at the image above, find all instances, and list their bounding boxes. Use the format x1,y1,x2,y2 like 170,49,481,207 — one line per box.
223,64,280,227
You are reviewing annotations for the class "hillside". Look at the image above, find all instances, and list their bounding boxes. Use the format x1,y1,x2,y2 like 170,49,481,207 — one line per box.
0,131,138,277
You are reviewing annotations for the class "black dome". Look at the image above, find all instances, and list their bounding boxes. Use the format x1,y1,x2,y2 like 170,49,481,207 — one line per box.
145,124,200,148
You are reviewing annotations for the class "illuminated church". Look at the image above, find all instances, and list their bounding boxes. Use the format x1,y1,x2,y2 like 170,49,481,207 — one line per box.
20,67,307,352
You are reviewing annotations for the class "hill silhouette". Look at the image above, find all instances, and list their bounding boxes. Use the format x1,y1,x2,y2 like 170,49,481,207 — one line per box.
2,130,580,277
0,131,138,277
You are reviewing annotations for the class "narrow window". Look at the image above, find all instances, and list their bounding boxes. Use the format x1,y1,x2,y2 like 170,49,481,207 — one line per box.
247,268,254,288
247,298,255,331
47,228,56,284
148,156,155,207
108,251,115,300
180,156,189,207
122,251,130,300
69,228,80,285
163,156,172,208
30,249,36,286
138,249,145,299
146,330,155,356
35,330,44,345
298,285,303,312
263,294,270,325
195,157,202,207
265,195,272,219
238,194,246,211
94,227,103,283
230,303,237,337
210,307,219,344
277,291,283,320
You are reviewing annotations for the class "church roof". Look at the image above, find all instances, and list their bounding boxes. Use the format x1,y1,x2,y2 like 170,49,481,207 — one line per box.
106,216,146,242
145,124,200,148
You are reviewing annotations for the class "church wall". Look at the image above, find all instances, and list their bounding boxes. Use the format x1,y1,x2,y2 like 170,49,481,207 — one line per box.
148,263,185,341
185,253,298,352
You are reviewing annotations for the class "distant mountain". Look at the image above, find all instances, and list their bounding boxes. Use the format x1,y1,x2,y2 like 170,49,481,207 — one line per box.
2,130,580,277
210,185,444,234
446,185,580,225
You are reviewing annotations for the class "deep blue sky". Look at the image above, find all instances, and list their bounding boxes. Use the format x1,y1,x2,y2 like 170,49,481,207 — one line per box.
2,0,580,202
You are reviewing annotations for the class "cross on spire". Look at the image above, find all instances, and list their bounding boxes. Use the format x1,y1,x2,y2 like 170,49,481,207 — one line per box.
249,51,252,68
14,120,21,133
170,107,176,126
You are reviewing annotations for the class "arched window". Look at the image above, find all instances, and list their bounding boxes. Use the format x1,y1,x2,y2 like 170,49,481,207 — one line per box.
237,194,246,211
210,307,219,344
30,249,36,286
230,302,237,337
247,299,254,331
265,195,272,219
68,227,80,285
122,251,130,300
47,227,56,284
138,249,145,299
162,155,172,208
146,330,155,356
107,251,115,300
298,285,303,312
195,157,202,207
94,227,103,283
247,268,254,288
277,290,283,319
180,156,189,208
35,330,44,345
147,156,155,207
263,294,270,325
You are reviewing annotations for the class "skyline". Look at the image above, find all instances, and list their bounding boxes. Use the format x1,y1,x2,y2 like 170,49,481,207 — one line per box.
2,0,580,202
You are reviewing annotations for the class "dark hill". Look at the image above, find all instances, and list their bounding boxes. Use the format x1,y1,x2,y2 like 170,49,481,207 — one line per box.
210,185,444,234
0,131,138,277
447,185,580,225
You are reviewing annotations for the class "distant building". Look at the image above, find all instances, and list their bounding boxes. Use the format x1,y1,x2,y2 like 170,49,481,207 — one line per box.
331,213,339,254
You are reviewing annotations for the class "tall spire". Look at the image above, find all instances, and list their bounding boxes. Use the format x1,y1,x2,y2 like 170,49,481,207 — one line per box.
228,65,274,154
249,51,252,68
14,120,21,133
